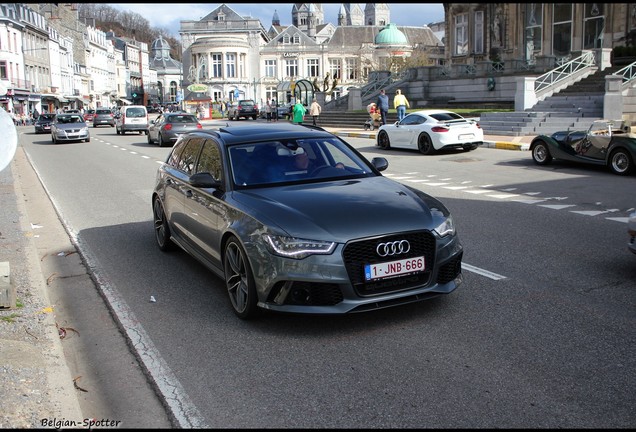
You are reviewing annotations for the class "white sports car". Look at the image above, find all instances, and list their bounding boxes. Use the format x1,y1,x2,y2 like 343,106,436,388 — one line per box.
376,109,484,154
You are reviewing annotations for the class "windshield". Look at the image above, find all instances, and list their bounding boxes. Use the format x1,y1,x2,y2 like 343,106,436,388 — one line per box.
56,115,85,124
228,137,375,188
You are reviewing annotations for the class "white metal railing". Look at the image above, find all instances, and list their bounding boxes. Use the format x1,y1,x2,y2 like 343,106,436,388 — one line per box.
534,51,596,93
614,61,636,89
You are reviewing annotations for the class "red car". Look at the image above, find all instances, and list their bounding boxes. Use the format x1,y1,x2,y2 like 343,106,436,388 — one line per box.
83,109,96,122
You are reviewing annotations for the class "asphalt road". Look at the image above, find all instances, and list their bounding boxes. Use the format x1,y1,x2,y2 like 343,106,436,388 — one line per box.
16,122,636,428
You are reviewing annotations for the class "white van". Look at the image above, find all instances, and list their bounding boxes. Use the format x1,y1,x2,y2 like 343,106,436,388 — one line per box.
115,105,148,135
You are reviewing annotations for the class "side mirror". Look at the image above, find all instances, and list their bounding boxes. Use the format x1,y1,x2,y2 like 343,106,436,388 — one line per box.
371,157,389,172
188,172,222,189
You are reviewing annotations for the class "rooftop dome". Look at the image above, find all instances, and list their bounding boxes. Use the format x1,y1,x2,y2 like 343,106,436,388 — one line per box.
151,36,171,51
375,23,407,45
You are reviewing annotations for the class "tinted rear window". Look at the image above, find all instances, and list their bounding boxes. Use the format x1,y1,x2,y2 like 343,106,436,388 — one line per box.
96,109,111,115
168,115,198,123
239,101,255,106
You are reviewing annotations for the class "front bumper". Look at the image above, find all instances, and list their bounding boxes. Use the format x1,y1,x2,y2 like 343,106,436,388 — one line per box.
245,230,463,314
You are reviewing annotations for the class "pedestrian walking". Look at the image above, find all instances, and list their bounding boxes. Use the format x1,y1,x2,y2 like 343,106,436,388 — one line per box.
292,99,306,125
220,101,226,118
265,98,272,122
309,98,321,126
393,89,410,122
271,99,278,122
376,89,389,125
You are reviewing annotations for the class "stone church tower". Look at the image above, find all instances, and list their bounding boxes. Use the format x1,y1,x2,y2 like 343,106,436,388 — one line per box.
364,3,390,26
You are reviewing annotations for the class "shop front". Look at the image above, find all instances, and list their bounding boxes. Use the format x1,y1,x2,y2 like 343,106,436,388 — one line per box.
184,91,212,120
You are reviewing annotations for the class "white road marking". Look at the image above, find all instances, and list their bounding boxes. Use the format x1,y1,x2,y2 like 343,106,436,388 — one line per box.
539,204,576,210
462,263,507,280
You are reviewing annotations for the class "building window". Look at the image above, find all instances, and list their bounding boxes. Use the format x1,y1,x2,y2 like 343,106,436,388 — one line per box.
552,4,572,57
525,3,543,62
345,58,358,80
265,59,277,77
285,59,298,78
583,3,604,49
454,13,468,56
306,58,319,78
265,85,276,102
238,54,245,78
283,35,290,44
211,54,222,78
226,53,236,78
170,81,177,102
293,34,300,44
0,61,7,80
329,58,341,80
474,10,484,54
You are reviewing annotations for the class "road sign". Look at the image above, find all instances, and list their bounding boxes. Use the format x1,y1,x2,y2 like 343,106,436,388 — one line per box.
132,93,137,98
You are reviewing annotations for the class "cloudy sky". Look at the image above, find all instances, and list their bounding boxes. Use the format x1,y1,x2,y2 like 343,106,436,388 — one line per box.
112,3,445,37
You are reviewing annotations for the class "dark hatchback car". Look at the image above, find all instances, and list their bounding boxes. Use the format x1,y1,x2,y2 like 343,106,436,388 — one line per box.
34,113,56,134
147,112,202,147
93,108,115,127
152,124,464,319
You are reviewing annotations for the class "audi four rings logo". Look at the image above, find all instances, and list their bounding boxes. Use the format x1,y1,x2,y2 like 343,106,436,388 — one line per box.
376,240,410,257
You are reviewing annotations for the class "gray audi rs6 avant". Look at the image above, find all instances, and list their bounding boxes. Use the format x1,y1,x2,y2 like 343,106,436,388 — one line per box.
152,123,464,319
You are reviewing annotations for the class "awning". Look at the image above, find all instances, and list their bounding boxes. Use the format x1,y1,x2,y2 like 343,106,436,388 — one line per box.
118,98,132,105
42,94,69,103
185,92,211,102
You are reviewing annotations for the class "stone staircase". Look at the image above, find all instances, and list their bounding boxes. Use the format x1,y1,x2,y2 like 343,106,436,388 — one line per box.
479,66,623,136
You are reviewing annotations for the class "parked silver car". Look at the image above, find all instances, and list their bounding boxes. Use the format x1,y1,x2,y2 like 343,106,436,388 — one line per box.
152,123,463,319
51,114,90,143
147,113,202,147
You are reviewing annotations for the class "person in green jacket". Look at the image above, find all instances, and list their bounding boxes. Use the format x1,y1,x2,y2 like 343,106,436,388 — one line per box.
292,99,306,124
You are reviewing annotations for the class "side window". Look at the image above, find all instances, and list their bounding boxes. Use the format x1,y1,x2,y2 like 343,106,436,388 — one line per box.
195,139,223,181
171,138,204,175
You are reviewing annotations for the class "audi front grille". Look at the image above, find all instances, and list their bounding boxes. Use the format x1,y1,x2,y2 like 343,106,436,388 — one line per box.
342,231,436,297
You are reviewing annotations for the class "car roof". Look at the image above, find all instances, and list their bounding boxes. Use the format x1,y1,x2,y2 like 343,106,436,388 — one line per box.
188,124,334,146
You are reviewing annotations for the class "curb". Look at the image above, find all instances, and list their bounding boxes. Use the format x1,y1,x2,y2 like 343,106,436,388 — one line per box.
327,130,530,151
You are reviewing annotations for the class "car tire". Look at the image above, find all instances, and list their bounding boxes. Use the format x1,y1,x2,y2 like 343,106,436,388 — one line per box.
235,113,239,121
85,137,90,143
147,133,153,145
532,140,553,165
418,134,435,155
252,115,257,120
223,236,259,320
158,134,166,147
377,130,391,149
153,197,175,252
609,148,634,176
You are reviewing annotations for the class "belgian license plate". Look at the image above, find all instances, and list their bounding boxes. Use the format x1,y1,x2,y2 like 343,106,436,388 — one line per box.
364,256,425,281
459,133,474,140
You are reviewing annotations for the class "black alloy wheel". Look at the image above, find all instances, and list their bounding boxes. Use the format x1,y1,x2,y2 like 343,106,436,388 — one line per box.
223,236,258,319
418,134,435,155
153,197,174,251
377,130,391,149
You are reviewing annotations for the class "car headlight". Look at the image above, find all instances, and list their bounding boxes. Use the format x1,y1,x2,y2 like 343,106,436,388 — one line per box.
433,215,455,237
264,235,336,259
81,127,88,133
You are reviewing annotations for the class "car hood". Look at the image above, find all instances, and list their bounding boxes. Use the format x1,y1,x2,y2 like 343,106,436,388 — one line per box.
231,176,449,240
